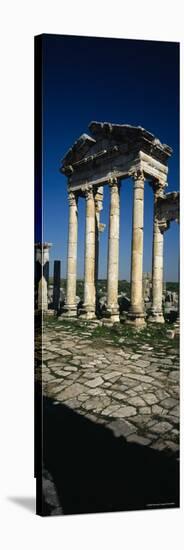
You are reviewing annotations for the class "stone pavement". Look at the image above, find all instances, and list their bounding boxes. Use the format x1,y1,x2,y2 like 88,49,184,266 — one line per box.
35,319,179,454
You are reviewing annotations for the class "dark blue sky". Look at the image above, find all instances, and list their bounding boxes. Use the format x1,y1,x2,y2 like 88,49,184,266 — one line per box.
42,34,179,281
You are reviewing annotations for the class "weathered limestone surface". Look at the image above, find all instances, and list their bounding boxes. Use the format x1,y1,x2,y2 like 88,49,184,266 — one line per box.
127,171,145,326
94,186,104,286
149,188,179,323
35,242,52,312
64,192,78,316
82,186,96,319
38,276,48,311
106,178,120,323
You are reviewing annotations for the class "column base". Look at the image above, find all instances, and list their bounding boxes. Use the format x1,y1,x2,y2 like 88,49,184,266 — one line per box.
126,307,146,327
61,304,77,318
102,305,120,325
80,304,96,320
148,310,165,324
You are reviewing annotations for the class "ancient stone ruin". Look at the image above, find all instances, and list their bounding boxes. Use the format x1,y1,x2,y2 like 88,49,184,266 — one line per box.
58,122,179,325
60,122,179,325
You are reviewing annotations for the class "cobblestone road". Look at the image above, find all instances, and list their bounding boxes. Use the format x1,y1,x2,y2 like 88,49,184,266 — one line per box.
36,319,179,454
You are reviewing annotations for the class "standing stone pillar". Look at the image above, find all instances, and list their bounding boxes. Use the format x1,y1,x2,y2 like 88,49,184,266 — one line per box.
82,185,96,319
95,186,104,285
64,191,78,317
53,260,61,312
149,185,165,323
127,170,146,326
105,177,120,323
35,242,52,312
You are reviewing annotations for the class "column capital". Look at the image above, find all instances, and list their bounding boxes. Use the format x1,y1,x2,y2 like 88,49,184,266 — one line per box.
83,184,94,200
132,169,145,187
68,190,77,206
108,176,120,192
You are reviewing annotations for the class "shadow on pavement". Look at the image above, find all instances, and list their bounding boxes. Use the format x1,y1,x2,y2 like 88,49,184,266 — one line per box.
36,396,179,516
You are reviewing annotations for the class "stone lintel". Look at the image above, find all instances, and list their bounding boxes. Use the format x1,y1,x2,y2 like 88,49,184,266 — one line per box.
66,151,168,193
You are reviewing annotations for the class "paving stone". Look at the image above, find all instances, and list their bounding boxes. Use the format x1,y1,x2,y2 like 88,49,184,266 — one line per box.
82,396,111,412
112,392,127,401
152,404,163,415
135,360,150,368
160,397,179,409
111,405,137,418
78,393,89,402
42,373,56,381
139,406,152,415
127,396,145,407
108,419,136,438
101,404,120,416
170,405,179,417
164,441,179,452
84,376,104,388
56,383,86,401
53,369,71,378
46,383,65,395
125,389,137,397
155,389,170,400
125,374,155,384
143,393,158,405
103,371,121,380
88,388,106,396
64,366,78,372
150,440,168,451
151,421,173,434
127,434,151,446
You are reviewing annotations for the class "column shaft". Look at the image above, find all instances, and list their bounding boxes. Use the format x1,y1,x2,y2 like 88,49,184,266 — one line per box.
149,222,164,322
127,171,145,326
149,187,165,323
106,178,120,323
82,186,96,319
65,191,78,316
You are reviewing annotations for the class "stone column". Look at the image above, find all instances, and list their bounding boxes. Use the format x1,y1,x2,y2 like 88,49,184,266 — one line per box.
105,177,120,323
35,242,52,312
127,171,145,326
95,186,104,285
53,260,61,312
64,191,78,316
149,186,166,323
82,186,96,319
